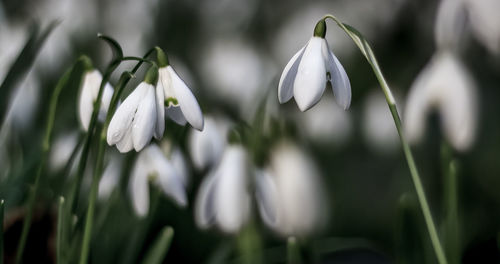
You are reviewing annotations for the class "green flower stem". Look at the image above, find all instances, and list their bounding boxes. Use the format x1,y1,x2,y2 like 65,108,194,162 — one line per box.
79,50,154,264
57,197,65,264
140,226,174,264
1,200,4,264
15,62,78,264
287,237,301,264
441,143,459,264
323,14,448,264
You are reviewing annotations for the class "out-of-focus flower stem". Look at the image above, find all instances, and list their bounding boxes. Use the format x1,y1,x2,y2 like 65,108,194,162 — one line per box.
322,14,448,264
15,61,79,264
441,143,459,264
79,49,154,264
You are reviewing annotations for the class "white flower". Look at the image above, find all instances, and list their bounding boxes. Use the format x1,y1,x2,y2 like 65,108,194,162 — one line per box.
98,155,122,201
464,0,500,55
158,66,204,131
107,78,163,153
255,142,325,237
194,145,250,233
404,51,477,151
278,20,351,112
129,144,187,217
188,115,230,170
78,70,114,131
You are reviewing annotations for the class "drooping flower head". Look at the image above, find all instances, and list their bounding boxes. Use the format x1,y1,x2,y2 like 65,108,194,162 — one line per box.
278,19,351,112
78,57,114,131
156,47,204,131
107,66,163,152
130,144,188,217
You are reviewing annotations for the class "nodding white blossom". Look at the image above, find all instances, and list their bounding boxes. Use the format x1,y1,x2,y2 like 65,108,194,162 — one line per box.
195,145,251,233
156,49,204,131
188,115,230,170
404,51,477,151
78,69,114,131
255,142,325,237
130,144,187,217
98,155,123,201
278,19,351,112
107,67,163,153
464,0,500,55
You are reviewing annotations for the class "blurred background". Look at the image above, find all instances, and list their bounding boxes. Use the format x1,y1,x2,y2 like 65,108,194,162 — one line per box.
0,0,500,263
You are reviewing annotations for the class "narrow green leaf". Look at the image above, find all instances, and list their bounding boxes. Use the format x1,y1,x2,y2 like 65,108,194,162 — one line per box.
0,21,57,126
1,199,4,264
97,34,124,63
141,226,174,264
57,197,65,264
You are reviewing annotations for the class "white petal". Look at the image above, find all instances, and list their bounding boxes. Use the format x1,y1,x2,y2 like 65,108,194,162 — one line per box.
107,83,146,146
115,128,134,153
322,40,351,110
254,169,279,228
194,172,218,229
171,147,189,186
165,106,187,126
78,71,97,131
131,83,157,152
167,66,204,130
188,116,226,170
278,45,306,104
98,83,114,122
154,82,165,140
293,37,327,112
130,155,150,217
215,146,250,233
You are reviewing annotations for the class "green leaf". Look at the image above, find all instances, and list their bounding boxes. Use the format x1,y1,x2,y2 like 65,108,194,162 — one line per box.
287,237,302,264
1,199,4,264
57,197,65,264
141,226,174,264
0,21,57,126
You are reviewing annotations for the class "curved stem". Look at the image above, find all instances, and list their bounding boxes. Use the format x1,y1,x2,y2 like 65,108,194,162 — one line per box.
15,62,77,264
323,14,448,264
79,50,154,264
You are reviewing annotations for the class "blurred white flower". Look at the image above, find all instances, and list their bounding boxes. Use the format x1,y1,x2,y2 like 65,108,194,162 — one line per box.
158,65,204,131
464,0,500,55
278,20,351,112
255,142,326,237
130,144,187,217
48,131,79,172
362,90,401,153
188,115,230,170
296,94,352,145
107,78,162,153
78,69,114,131
434,0,467,49
195,145,250,233
404,51,477,151
98,155,123,200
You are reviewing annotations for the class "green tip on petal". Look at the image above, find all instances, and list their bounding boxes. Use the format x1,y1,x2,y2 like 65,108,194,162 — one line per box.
79,55,94,72
165,97,178,107
144,65,159,85
313,19,326,38
155,46,170,68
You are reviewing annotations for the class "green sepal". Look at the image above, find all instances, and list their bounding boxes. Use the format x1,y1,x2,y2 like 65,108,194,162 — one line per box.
155,46,170,67
144,66,159,85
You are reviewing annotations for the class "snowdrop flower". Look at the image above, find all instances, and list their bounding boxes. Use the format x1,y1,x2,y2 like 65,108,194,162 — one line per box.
130,144,187,217
255,142,325,237
278,19,351,112
464,0,500,55
107,66,163,153
98,155,122,201
188,115,230,170
78,61,114,131
404,51,477,151
195,144,251,233
156,48,204,131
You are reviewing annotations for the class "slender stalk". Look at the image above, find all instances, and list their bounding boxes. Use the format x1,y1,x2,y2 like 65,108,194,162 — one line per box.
441,143,459,264
1,200,4,264
323,14,448,264
57,197,65,264
15,64,76,264
141,226,174,264
287,237,301,264
79,50,154,264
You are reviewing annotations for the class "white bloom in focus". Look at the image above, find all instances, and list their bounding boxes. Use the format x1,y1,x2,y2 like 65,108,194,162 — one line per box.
404,51,478,151
129,144,187,217
255,142,325,237
107,68,163,153
195,145,250,233
78,70,114,131
278,20,351,112
157,65,204,131
188,115,229,170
